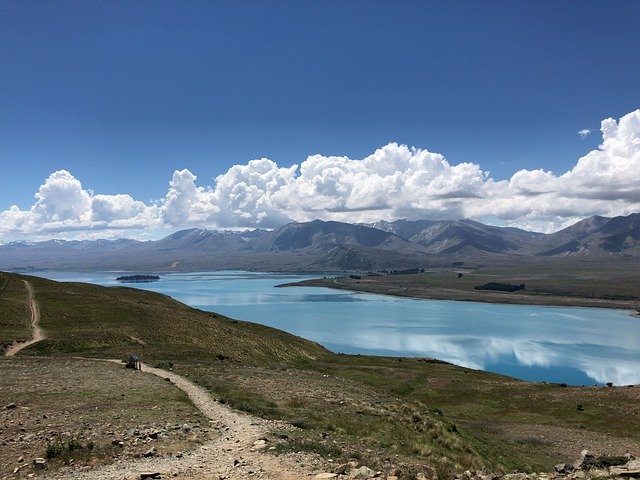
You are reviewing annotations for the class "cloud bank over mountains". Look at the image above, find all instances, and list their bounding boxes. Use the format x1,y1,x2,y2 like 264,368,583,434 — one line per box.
2,109,639,240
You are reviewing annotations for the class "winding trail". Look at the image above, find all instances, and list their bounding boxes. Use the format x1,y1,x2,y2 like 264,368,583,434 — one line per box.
3,281,326,478
5,280,44,357
45,359,327,480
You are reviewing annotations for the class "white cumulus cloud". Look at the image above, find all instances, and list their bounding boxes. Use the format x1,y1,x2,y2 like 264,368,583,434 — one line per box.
0,170,161,239
1,109,639,240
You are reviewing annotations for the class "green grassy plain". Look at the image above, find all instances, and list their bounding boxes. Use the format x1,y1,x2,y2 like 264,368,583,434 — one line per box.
1,271,639,478
287,260,640,310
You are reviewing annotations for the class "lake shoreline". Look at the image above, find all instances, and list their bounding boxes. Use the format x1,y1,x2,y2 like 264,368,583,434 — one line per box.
33,270,640,385
279,276,640,312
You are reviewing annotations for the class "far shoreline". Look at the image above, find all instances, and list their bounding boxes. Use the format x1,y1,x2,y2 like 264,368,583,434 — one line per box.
278,276,640,313
19,268,640,315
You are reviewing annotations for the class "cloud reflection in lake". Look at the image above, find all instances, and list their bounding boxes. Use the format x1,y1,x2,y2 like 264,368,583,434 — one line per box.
40,270,640,386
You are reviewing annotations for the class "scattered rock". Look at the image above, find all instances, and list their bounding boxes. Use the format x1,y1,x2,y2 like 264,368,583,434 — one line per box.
350,466,376,479
610,467,640,478
33,457,46,469
555,463,576,474
143,447,156,457
252,438,267,450
315,474,338,479
140,473,161,479
5,403,17,410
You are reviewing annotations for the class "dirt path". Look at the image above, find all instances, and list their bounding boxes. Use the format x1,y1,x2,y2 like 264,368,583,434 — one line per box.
46,360,330,480
4,280,44,357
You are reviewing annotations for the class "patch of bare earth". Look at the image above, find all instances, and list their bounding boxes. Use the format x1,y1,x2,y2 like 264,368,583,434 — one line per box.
0,357,210,479
1,357,332,480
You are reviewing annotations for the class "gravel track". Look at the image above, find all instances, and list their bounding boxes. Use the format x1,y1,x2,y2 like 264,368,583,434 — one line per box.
4,280,44,357
42,359,325,479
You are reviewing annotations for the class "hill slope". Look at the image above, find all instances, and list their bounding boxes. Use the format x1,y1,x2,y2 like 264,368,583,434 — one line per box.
539,213,640,256
371,219,544,254
1,272,329,365
249,219,422,254
2,272,640,478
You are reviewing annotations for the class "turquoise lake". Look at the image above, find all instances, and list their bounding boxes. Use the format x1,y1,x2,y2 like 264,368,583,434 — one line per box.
39,270,640,386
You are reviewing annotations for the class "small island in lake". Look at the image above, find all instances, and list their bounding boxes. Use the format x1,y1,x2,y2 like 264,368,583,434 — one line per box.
115,274,160,283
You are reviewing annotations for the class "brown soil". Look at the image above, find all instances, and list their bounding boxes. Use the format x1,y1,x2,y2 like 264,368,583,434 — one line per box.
0,357,210,479
4,281,45,357
1,356,333,480
41,360,330,479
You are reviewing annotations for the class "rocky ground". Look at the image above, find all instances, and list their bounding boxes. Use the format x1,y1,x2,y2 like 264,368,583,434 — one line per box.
0,357,210,479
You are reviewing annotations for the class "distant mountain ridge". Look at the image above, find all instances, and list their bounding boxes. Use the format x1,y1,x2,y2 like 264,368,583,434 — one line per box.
1,214,639,271
368,219,543,254
249,220,422,254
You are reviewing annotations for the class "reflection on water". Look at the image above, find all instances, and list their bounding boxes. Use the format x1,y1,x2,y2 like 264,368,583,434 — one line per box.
40,270,640,386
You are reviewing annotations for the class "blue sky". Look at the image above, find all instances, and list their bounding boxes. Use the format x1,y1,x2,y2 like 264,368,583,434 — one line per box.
1,1,639,240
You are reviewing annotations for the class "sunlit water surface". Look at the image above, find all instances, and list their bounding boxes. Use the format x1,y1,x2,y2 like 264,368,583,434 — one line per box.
40,270,640,386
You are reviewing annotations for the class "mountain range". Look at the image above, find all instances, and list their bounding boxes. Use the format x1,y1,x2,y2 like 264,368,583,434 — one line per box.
1,213,639,271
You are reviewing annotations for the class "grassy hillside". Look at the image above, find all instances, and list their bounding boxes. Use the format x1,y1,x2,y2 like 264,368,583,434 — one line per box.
2,271,639,478
11,272,330,365
0,274,31,350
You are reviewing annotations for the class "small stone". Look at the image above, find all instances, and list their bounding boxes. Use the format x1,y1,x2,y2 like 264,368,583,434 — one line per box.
18,455,24,462
350,466,376,479
555,463,575,474
315,474,338,479
143,447,156,457
252,439,267,450
33,458,47,469
140,473,161,480
5,403,17,410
